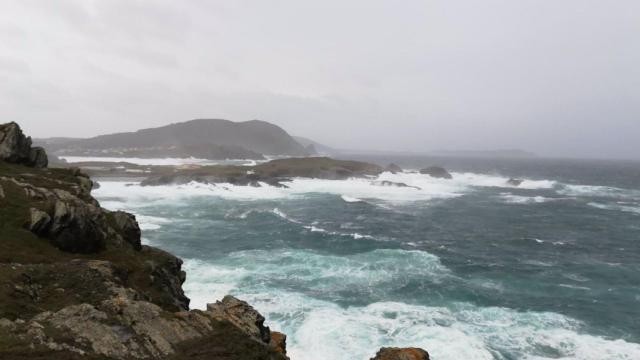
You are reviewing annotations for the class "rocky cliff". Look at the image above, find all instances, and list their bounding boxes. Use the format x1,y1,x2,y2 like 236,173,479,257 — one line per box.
0,122,429,360
0,123,288,360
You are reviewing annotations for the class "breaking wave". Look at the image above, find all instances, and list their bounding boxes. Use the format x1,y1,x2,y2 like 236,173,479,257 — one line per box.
182,248,640,360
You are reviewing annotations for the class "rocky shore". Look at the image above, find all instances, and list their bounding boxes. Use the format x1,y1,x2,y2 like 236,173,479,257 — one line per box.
0,122,430,359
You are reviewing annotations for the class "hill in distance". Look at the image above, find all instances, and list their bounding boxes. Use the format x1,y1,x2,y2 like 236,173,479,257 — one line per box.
38,119,312,160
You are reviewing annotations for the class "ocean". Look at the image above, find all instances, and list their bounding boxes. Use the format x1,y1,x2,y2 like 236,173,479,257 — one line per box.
92,155,640,360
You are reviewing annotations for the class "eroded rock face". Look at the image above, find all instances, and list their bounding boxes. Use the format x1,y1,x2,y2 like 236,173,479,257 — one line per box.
145,247,190,311
371,347,430,360
207,295,271,344
19,183,109,253
420,166,453,179
0,122,48,168
112,211,142,250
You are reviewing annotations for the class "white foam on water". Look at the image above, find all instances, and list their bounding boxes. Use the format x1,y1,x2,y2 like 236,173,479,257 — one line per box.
558,184,640,200
302,225,374,240
447,172,556,190
60,156,263,166
92,170,562,206
135,214,172,231
341,195,364,203
587,202,640,215
499,193,559,204
182,248,640,360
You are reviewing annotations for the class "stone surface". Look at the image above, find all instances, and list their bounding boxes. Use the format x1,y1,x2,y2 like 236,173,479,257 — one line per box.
0,122,47,168
207,295,271,344
419,166,453,179
112,211,142,250
371,347,430,360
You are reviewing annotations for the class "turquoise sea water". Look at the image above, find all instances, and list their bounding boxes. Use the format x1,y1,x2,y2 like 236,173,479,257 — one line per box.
94,156,640,360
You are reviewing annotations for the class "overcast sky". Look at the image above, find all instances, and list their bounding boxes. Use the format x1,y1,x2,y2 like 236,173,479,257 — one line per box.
1,1,639,159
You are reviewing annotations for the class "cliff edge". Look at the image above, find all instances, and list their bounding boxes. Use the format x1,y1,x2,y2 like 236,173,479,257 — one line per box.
0,122,288,360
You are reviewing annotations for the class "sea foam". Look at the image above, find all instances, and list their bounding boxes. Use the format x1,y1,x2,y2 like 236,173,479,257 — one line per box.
182,248,640,360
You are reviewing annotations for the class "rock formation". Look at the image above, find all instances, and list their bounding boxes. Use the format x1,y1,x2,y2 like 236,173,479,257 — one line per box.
420,166,453,179
507,178,524,186
0,122,48,168
0,122,287,359
385,163,403,173
371,347,430,360
140,157,384,187
0,121,430,359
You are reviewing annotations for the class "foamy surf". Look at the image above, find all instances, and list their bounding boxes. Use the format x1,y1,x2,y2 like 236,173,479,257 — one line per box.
181,248,640,360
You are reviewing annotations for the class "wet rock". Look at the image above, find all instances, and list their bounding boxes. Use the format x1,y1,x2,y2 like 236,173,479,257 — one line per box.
371,180,421,190
111,211,142,251
420,166,452,179
0,184,4,199
145,247,190,311
371,347,430,360
207,295,271,344
507,178,524,186
270,331,287,356
385,163,403,173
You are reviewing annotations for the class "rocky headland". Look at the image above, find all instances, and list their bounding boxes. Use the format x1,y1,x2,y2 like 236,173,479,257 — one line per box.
139,157,385,188
0,122,429,359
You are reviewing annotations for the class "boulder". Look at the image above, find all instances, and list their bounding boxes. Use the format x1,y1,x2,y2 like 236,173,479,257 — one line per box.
207,295,271,344
111,211,142,250
48,196,107,253
371,347,430,360
0,122,47,168
371,180,421,190
507,178,524,186
385,163,403,173
419,166,452,179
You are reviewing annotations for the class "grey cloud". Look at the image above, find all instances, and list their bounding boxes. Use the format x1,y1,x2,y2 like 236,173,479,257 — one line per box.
1,0,639,159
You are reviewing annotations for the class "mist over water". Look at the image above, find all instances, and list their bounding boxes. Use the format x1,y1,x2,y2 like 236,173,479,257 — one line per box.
93,156,640,360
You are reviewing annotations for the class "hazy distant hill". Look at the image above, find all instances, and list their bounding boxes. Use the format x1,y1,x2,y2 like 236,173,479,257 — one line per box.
38,119,310,160
429,149,536,158
292,136,336,155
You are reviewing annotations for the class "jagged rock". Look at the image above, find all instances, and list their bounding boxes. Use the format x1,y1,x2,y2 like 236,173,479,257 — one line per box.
145,247,190,311
371,347,430,360
420,166,452,179
270,332,287,356
507,178,524,186
48,196,108,253
371,180,421,190
0,122,48,168
207,295,271,344
111,211,142,251
385,163,403,173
